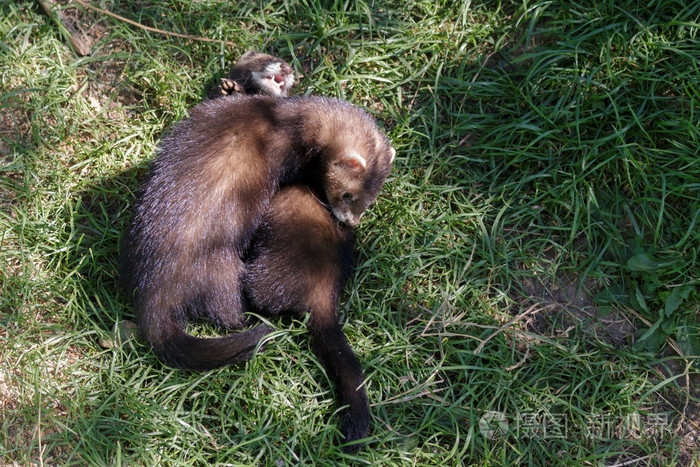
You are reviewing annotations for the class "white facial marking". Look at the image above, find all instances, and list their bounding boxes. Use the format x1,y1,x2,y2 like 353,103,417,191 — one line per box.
252,70,283,95
251,62,294,97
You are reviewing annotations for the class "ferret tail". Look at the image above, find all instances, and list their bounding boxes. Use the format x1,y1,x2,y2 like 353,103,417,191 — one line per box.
144,320,273,371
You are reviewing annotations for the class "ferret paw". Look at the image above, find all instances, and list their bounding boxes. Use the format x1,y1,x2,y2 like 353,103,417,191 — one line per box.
220,78,243,95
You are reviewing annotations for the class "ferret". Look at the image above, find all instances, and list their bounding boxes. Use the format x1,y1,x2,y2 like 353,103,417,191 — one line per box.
209,50,295,99
206,53,380,450
242,182,368,450
121,94,394,450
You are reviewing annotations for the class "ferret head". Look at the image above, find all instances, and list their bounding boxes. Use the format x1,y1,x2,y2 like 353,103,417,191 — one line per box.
290,97,395,227
324,144,396,228
237,51,295,97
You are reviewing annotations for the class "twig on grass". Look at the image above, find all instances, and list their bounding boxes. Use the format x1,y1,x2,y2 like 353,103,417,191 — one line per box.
36,0,92,55
71,0,238,48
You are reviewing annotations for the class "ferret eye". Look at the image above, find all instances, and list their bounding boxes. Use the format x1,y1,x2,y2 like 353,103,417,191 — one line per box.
342,193,352,202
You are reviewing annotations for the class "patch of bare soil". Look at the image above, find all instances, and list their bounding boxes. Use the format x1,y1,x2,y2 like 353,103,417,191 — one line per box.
511,261,698,465
675,398,700,466
517,271,636,346
82,43,141,124
49,2,142,125
0,95,29,234
0,95,32,152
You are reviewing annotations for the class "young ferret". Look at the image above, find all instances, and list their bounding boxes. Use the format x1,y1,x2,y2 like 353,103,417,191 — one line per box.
121,88,394,450
209,50,295,98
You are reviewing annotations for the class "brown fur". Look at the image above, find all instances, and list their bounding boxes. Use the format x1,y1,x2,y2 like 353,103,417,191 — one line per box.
121,95,393,371
242,185,370,450
124,54,393,451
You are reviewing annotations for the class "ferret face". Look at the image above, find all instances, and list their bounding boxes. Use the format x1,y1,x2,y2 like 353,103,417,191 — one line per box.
238,51,295,97
324,147,395,227
251,62,294,97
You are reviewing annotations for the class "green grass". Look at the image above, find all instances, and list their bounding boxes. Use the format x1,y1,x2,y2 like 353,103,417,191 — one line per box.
1,0,698,465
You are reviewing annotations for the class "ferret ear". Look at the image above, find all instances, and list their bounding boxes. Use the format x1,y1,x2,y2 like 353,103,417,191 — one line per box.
389,147,396,163
337,151,367,171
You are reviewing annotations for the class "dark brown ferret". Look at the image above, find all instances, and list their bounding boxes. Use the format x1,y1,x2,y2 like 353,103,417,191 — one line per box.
121,95,394,450
122,95,393,368
242,183,370,450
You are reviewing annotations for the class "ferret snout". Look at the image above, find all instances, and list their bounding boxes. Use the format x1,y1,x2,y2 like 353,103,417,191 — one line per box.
334,209,362,227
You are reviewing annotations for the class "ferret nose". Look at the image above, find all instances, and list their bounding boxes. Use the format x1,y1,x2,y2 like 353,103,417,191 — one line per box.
347,213,362,227
281,64,292,74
